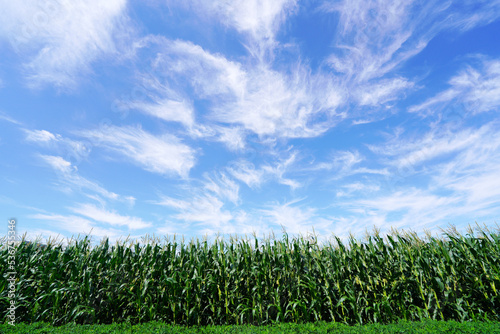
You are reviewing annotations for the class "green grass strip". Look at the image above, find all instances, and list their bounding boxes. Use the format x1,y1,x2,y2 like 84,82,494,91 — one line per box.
1,320,500,334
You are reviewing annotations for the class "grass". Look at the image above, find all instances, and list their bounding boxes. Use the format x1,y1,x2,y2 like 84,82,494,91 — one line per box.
1,319,500,333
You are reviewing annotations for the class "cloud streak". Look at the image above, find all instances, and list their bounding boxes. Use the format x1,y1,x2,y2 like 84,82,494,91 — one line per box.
79,125,196,178
70,203,151,230
0,0,131,88
410,58,500,116
39,155,127,204
167,0,298,59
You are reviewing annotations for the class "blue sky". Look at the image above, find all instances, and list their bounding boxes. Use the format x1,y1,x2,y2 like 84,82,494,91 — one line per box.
1,0,500,244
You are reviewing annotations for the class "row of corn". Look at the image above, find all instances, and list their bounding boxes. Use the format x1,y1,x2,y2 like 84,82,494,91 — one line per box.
0,227,499,326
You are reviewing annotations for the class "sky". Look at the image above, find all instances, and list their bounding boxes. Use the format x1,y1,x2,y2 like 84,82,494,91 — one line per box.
1,0,500,245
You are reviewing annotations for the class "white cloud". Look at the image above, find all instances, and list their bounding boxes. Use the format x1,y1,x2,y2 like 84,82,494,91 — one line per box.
369,124,492,172
168,0,297,58
214,126,247,151
213,65,343,138
158,193,271,237
24,129,92,164
307,150,388,180
119,36,247,124
431,124,500,207
39,155,127,203
410,58,500,116
336,182,380,197
156,170,240,226
347,121,500,230
157,194,257,236
342,188,462,232
166,195,232,228
30,203,152,246
261,151,301,189
154,170,280,235
356,77,414,106
324,0,500,83
356,188,456,213
311,150,362,171
70,203,151,230
447,0,500,32
25,129,58,142
203,173,240,204
31,213,124,240
29,130,136,206
323,0,429,82
136,37,343,139
0,0,131,88
319,0,500,123
407,89,460,116
228,151,301,190
0,111,22,125
210,0,296,40
126,98,195,128
228,160,266,189
13,228,68,247
260,199,332,235
80,125,196,177
40,154,74,174
147,37,247,99
447,170,500,208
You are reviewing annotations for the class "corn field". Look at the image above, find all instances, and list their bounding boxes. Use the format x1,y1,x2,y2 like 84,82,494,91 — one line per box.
1,227,499,326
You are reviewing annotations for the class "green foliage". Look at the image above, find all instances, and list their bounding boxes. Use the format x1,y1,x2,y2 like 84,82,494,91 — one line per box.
1,227,499,326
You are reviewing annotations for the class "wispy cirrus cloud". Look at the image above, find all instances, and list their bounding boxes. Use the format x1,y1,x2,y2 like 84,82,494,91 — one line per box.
126,98,196,129
343,121,500,231
323,0,431,82
166,0,298,59
368,125,491,171
79,124,196,178
25,129,58,142
158,194,234,229
170,39,342,138
318,0,500,122
157,170,240,225
31,207,149,244
260,199,332,235
336,182,381,198
40,155,74,174
203,173,240,205
24,129,91,164
228,151,301,190
345,188,462,232
409,58,500,116
324,0,500,82
25,129,136,206
29,202,152,244
126,37,344,143
309,150,362,171
156,173,262,235
307,150,388,180
0,0,132,88
356,77,414,106
70,203,151,230
31,213,125,240
0,111,22,125
431,123,500,207
39,154,135,206
212,65,343,138
227,160,266,189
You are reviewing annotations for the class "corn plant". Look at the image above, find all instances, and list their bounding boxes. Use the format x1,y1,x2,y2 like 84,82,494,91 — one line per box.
0,226,499,326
